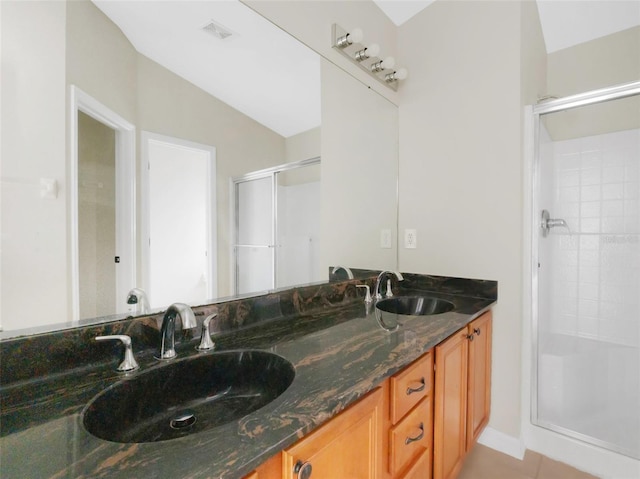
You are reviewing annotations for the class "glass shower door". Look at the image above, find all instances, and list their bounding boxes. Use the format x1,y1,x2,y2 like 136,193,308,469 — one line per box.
234,176,275,295
534,91,640,459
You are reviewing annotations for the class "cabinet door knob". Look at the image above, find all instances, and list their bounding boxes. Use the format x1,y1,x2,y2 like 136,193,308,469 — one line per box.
466,333,475,342
294,460,313,479
406,377,426,395
473,327,481,336
405,422,425,445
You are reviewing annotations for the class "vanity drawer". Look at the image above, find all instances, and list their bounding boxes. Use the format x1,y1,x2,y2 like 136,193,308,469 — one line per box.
389,396,432,477
390,351,433,424
400,448,431,479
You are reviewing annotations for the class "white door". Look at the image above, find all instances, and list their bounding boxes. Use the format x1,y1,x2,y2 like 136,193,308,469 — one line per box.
143,134,216,308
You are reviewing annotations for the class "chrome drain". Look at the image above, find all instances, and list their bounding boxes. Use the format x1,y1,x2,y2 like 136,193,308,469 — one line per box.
170,411,196,430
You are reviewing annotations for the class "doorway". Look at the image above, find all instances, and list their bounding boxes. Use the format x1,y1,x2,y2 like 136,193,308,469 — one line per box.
141,132,217,308
530,81,640,462
70,86,135,322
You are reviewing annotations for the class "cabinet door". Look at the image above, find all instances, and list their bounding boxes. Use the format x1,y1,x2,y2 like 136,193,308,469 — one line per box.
433,330,469,479
282,387,383,479
466,311,492,450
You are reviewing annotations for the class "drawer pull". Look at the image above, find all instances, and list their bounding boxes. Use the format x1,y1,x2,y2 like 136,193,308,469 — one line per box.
405,422,424,445
406,377,426,395
294,460,313,479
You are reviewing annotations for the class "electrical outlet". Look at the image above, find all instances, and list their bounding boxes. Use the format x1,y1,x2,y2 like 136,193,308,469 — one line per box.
380,229,392,249
404,229,417,249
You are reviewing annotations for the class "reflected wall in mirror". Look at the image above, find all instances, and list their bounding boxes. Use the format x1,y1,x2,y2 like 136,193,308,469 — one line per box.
0,0,399,337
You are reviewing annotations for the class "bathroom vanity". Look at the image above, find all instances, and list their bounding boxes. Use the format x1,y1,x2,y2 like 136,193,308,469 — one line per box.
0,273,496,479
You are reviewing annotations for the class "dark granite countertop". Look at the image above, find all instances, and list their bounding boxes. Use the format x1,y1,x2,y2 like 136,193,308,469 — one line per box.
0,276,495,479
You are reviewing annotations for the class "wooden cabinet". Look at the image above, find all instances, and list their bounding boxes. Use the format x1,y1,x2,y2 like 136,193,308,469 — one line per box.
466,311,492,449
433,311,492,479
282,387,383,479
387,351,433,479
246,311,492,479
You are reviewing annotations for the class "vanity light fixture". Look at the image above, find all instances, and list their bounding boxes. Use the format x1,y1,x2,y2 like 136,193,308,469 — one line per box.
335,27,363,48
355,43,380,62
371,56,395,73
332,24,407,91
385,68,409,83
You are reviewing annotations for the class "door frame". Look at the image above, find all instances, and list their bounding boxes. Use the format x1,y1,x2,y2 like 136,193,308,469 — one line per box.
140,131,218,304
522,80,640,469
69,85,136,322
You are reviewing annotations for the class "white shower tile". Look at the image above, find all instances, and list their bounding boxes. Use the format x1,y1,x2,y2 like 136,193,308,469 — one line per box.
578,282,599,301
603,183,624,200
580,136,603,154
580,201,601,218
580,184,601,201
580,167,601,186
578,265,599,284
603,166,625,183
559,186,580,202
602,200,624,217
577,314,599,338
624,218,639,234
579,250,599,267
624,163,639,182
602,217,624,234
557,202,580,219
580,235,600,250
624,182,639,199
580,218,600,233
558,169,580,187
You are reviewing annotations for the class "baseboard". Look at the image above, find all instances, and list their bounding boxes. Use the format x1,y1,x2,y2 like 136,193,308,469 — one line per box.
478,427,526,460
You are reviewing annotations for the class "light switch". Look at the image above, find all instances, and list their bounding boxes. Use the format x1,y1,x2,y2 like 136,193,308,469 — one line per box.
380,229,392,249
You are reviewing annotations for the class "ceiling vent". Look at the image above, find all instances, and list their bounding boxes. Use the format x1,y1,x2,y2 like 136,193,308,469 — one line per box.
201,20,235,40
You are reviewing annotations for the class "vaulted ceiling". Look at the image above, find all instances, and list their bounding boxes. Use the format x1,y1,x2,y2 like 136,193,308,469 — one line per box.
93,1,640,139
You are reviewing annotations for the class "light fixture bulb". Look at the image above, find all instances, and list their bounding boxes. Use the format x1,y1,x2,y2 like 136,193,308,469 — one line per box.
381,56,395,69
395,68,408,80
367,43,380,57
348,28,364,44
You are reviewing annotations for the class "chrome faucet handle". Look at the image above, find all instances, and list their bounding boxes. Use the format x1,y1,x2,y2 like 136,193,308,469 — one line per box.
356,284,372,303
96,335,139,372
374,270,404,300
196,313,217,351
331,265,354,279
385,279,394,298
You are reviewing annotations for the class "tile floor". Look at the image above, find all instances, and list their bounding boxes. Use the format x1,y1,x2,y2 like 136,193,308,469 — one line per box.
458,444,600,479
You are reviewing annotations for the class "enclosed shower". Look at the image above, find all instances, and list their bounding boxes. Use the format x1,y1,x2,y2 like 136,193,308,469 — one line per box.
532,82,640,461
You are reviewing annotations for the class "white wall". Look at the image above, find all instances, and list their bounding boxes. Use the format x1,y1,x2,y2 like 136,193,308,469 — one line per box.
320,58,398,272
396,0,546,441
1,0,68,330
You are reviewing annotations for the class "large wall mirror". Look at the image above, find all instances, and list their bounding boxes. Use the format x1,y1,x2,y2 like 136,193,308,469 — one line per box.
0,0,399,338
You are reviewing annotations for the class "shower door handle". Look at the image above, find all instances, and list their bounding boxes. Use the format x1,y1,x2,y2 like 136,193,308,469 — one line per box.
541,210,570,237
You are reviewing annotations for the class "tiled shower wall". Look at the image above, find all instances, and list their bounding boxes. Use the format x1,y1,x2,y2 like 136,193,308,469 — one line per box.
543,128,640,348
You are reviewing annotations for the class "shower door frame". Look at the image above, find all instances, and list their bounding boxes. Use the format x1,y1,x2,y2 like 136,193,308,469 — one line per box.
528,80,640,458
231,156,321,296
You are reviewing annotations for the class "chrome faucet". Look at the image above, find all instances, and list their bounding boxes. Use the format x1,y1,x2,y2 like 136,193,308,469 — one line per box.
157,303,197,360
331,265,354,279
374,271,404,299
126,288,149,314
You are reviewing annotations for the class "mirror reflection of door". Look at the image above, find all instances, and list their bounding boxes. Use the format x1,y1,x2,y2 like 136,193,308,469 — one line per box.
78,112,117,319
143,133,217,309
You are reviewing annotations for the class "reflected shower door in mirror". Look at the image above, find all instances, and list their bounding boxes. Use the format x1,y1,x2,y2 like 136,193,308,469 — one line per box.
141,133,217,309
233,159,322,296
